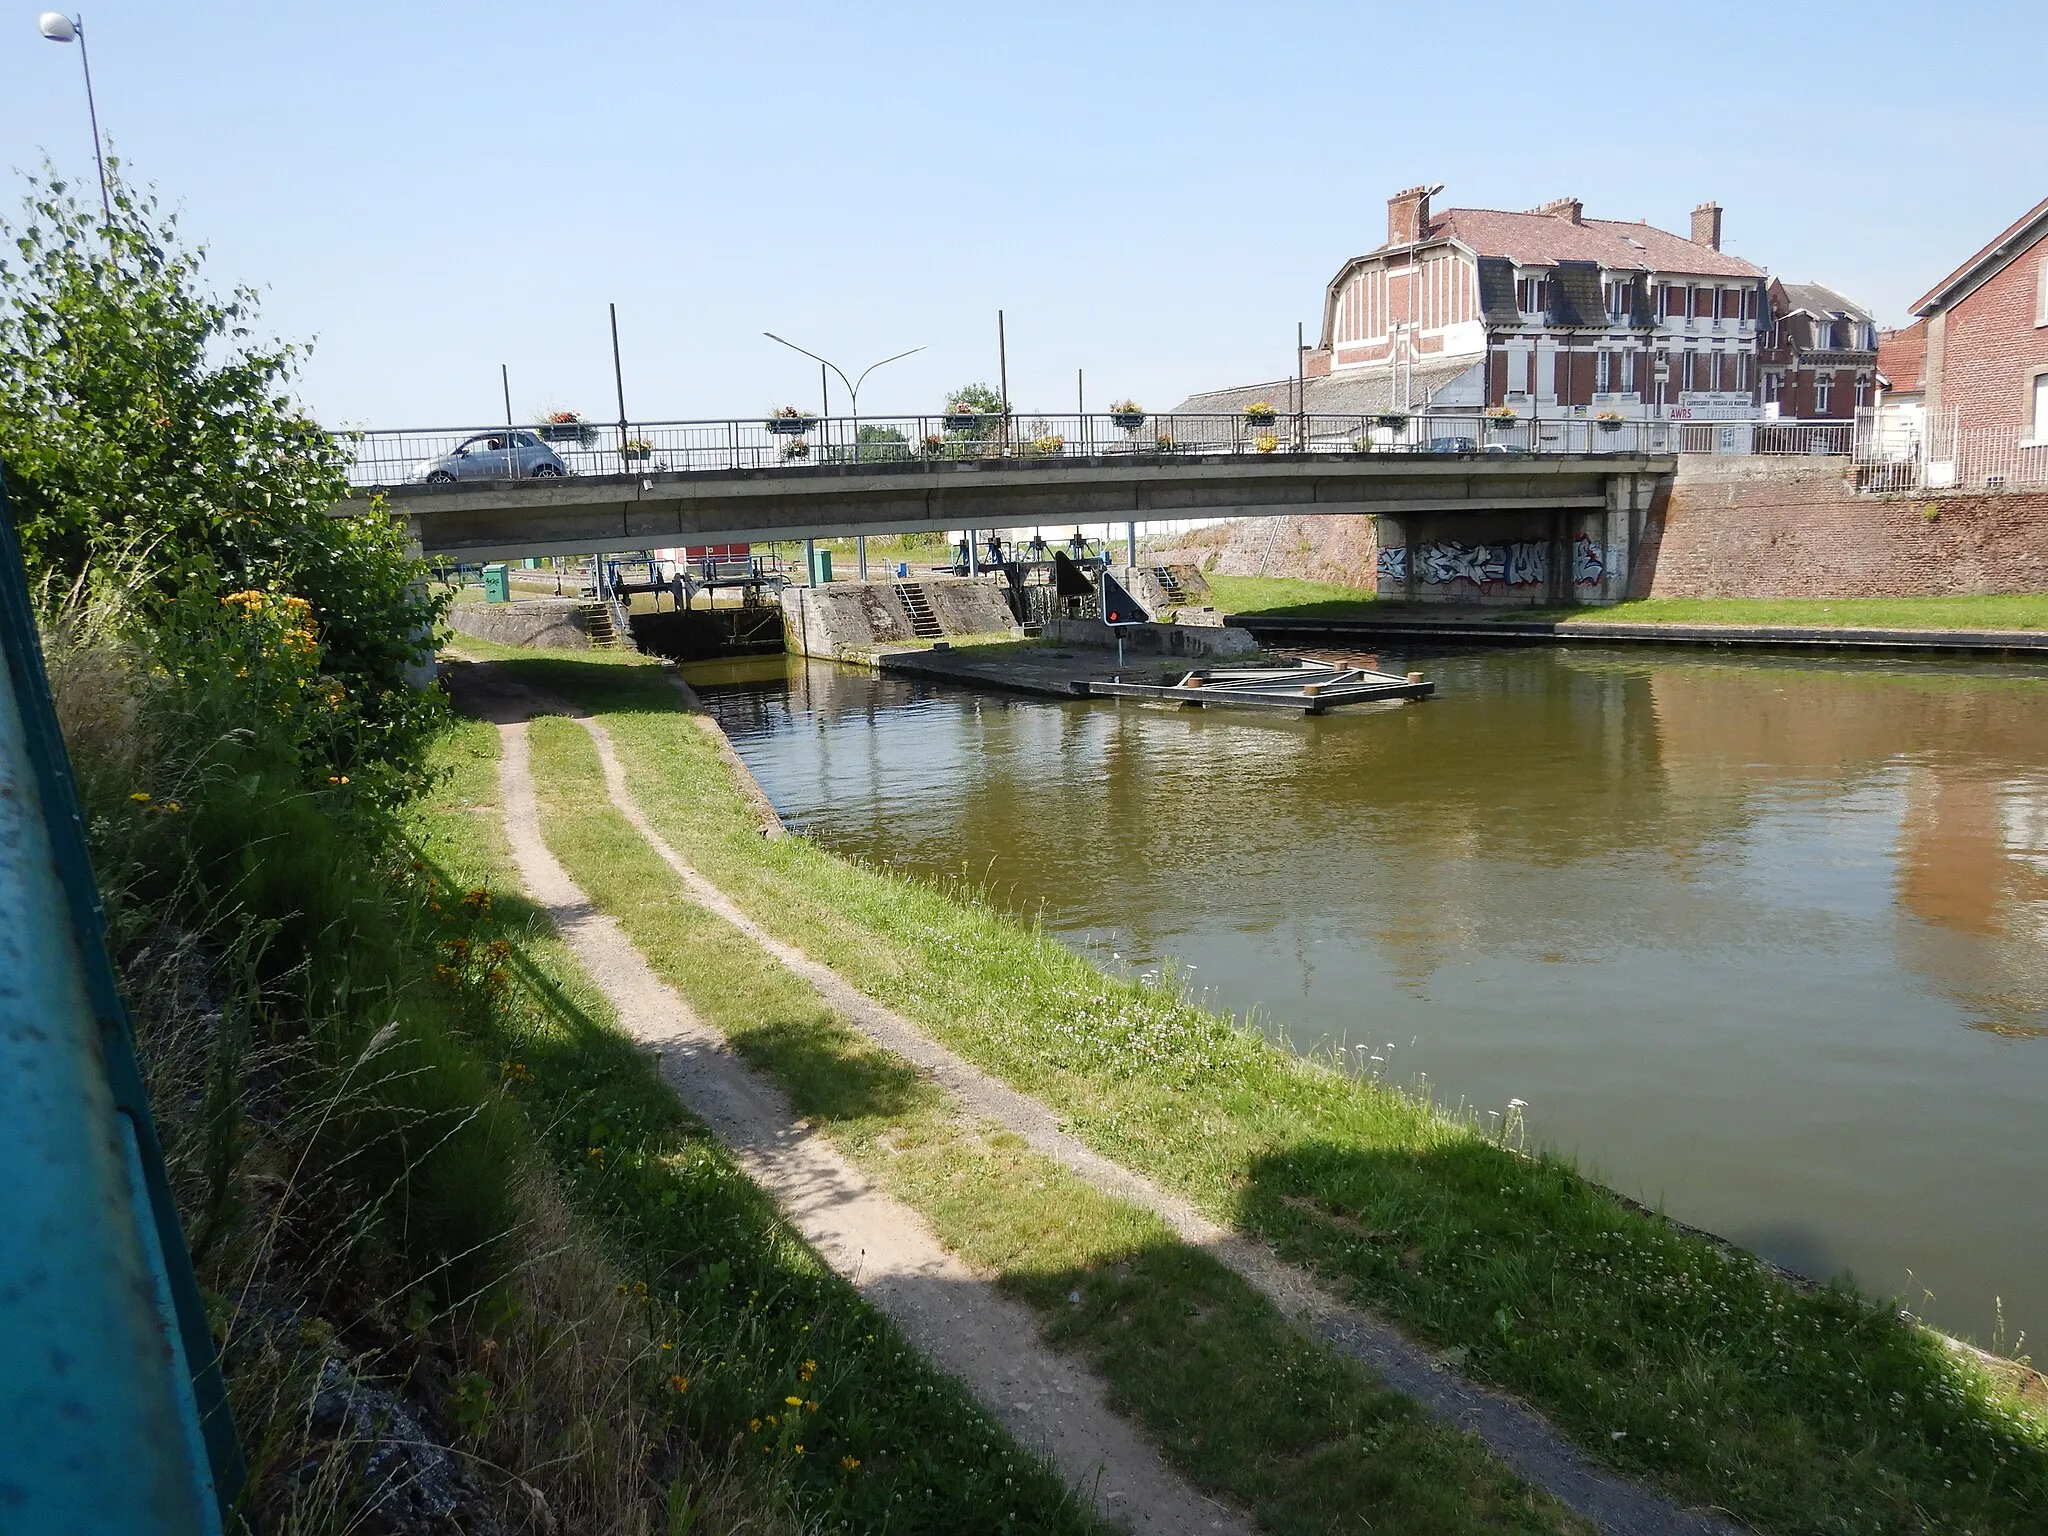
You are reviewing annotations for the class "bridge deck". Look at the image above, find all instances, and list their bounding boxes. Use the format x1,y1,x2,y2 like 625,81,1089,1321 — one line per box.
340,449,1673,561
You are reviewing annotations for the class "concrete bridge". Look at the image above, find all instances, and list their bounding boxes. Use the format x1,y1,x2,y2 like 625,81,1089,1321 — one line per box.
337,412,1676,606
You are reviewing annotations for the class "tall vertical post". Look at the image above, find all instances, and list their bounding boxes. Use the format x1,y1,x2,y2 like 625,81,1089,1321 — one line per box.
857,536,868,582
609,303,629,473
1126,521,1139,573
997,309,1010,457
804,537,818,587
76,16,112,224
1296,320,1306,450
501,364,517,480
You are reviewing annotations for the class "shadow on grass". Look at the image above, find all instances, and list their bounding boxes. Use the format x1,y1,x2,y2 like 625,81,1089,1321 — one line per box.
1006,1235,1566,1536
1233,1138,2048,1535
410,850,1107,1535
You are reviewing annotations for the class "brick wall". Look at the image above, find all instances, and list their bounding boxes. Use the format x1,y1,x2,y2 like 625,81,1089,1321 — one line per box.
1636,455,2048,598
1936,234,2048,437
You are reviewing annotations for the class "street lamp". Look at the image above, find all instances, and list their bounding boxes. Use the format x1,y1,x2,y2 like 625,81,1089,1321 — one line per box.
38,12,112,225
762,333,925,463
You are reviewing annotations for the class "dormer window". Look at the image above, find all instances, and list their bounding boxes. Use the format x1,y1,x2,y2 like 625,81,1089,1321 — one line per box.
1518,276,1549,314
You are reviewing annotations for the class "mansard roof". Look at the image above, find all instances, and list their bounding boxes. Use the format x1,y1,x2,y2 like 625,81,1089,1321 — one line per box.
1409,207,1765,279
1773,281,1872,324
1170,358,1482,416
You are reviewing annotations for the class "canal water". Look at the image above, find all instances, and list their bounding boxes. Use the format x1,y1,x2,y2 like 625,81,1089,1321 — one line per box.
684,646,2048,1351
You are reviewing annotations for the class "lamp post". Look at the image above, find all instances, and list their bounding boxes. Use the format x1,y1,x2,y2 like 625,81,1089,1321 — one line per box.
37,13,111,225
762,333,924,464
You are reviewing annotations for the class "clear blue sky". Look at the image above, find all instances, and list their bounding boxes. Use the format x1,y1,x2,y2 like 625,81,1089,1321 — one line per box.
4,1,2042,428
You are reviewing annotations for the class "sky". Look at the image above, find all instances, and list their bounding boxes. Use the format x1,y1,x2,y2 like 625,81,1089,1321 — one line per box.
3,1,2044,430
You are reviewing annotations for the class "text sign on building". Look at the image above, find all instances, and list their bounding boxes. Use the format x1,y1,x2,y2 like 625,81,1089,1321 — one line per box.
1670,393,1759,420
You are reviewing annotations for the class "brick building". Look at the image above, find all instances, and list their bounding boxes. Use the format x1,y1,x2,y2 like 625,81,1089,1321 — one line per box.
1759,281,1877,419
1905,193,2048,443
1176,185,1774,423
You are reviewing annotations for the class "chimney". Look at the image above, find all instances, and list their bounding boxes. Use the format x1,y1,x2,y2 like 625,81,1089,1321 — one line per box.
1387,184,1434,246
1533,196,1583,226
1691,200,1723,251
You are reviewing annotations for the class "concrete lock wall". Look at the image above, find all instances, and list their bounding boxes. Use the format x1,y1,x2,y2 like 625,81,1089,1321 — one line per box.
1635,456,2048,599
444,598,603,650
1041,617,1259,658
780,575,1020,659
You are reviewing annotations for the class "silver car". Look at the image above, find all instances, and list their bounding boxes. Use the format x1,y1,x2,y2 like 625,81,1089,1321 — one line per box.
411,430,567,484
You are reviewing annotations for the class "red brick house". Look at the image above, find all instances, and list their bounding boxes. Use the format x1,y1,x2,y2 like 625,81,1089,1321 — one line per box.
1759,281,1877,419
1908,193,2048,443
1175,185,1770,424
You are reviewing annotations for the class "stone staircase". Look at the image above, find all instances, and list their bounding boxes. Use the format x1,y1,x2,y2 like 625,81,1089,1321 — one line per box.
579,599,626,650
1152,565,1188,605
894,582,946,639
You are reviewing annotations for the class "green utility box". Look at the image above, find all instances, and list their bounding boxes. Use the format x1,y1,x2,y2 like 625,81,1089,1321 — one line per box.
482,563,510,603
810,548,833,585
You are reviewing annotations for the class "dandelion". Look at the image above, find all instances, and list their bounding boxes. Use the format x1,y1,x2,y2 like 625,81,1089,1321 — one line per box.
784,1395,803,1407
667,1374,689,1394
840,1455,861,1472
130,791,151,803
749,1418,762,1433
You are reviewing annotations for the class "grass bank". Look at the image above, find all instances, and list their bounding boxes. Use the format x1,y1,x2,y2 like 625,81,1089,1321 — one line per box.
486,646,2048,1536
410,716,1108,1534
506,704,1585,1535
1204,575,2048,632
1203,573,1378,617
1564,593,2048,630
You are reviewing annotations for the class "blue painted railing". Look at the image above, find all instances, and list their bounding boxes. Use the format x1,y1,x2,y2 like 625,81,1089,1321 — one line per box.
0,465,241,1532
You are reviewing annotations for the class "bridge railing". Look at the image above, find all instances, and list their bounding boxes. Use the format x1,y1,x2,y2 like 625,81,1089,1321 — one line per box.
334,412,1853,488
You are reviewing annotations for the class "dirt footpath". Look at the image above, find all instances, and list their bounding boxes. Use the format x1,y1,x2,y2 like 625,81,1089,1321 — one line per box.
488,707,1249,1536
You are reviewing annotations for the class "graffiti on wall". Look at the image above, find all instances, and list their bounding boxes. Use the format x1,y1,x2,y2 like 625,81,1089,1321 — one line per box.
1415,539,1551,588
1377,546,1408,583
1573,535,1606,586
1419,542,1504,586
1505,541,1549,587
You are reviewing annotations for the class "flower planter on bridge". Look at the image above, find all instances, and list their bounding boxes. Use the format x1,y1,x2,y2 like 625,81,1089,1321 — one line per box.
766,415,816,435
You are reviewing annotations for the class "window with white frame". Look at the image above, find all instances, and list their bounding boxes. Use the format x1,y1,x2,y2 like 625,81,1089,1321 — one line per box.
1596,350,1613,391
1506,347,1531,395
2037,260,2048,327
1682,352,1697,391
1518,276,1549,314
1815,374,1832,413
1763,370,1782,402
2033,373,2048,439
1622,349,1637,392
1855,373,1871,408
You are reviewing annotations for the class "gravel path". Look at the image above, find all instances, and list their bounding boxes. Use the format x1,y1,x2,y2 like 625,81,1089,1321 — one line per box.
485,700,1249,1536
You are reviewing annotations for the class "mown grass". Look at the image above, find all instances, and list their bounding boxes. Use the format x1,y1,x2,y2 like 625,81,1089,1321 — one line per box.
1565,594,2048,631
481,647,2048,1536
411,715,1107,1534
516,711,1585,1536
1204,573,1379,617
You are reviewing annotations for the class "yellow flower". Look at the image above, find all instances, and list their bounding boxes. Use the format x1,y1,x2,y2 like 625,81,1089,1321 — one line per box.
130,792,151,803
840,1456,861,1472
798,1359,816,1381
666,1374,689,1394
784,1395,802,1407
794,1444,803,1454
749,1418,762,1433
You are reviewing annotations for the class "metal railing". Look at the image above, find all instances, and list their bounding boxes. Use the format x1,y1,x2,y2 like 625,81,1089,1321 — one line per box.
1852,410,2048,494
335,412,1875,489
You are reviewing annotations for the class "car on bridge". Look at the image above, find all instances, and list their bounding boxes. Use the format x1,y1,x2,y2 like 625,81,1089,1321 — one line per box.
410,430,568,484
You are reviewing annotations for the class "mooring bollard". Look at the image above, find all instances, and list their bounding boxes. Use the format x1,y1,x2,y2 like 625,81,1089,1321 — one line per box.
1406,671,1424,684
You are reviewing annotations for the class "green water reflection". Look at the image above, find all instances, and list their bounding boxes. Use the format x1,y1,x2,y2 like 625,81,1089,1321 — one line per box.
686,646,2048,1351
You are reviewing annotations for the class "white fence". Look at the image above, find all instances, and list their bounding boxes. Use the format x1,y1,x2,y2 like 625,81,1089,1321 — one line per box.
1852,409,2048,494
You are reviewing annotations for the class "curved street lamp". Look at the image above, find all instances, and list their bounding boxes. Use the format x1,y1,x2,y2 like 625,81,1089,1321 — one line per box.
762,333,925,462
38,12,112,225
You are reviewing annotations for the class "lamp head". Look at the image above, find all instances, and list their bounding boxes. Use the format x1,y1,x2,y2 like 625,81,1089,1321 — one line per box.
39,13,78,42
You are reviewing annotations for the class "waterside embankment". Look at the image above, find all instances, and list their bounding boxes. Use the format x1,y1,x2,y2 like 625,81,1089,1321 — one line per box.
457,641,2048,1536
